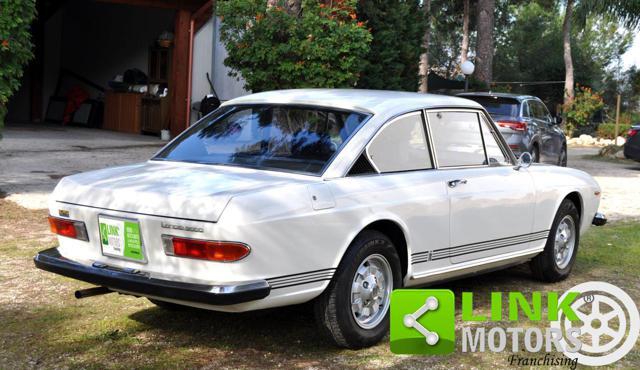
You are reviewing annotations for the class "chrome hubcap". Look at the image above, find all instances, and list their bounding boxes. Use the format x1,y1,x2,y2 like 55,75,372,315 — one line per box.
350,254,393,329
554,216,576,269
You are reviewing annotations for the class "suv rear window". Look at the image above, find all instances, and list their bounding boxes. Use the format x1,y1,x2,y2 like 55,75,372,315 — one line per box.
463,96,519,117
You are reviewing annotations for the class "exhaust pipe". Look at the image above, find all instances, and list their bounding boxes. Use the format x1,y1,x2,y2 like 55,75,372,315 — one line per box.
74,286,112,299
592,212,607,226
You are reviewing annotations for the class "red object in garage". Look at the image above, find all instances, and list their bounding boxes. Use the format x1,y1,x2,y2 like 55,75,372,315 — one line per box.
62,86,90,124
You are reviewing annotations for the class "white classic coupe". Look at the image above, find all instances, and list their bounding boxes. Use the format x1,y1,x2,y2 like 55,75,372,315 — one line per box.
35,89,606,348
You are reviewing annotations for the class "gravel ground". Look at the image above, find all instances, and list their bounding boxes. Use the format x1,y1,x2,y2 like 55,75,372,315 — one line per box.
568,146,640,221
1,124,638,222
0,123,164,209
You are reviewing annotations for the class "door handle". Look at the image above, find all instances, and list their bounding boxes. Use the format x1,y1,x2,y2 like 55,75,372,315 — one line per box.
447,179,468,188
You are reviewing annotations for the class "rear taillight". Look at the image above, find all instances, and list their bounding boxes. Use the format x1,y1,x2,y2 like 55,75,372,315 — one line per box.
48,216,89,241
497,120,527,131
162,235,250,262
628,129,638,138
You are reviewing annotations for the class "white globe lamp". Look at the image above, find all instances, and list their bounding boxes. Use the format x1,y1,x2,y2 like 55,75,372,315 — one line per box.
461,60,475,91
461,60,475,75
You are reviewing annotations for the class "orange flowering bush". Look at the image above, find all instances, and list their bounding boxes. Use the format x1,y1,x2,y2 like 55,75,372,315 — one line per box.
563,85,605,136
217,0,371,92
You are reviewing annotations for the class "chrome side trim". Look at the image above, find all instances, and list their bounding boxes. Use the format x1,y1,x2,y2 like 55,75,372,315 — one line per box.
266,268,336,289
411,230,549,264
409,245,545,281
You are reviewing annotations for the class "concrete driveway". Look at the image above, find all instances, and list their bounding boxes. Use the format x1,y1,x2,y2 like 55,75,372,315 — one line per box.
1,124,639,221
568,147,640,221
0,123,165,209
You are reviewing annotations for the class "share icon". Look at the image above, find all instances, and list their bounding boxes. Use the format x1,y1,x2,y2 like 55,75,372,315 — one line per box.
402,296,440,345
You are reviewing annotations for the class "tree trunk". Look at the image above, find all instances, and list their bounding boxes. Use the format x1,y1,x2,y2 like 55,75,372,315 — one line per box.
418,0,431,93
562,0,575,106
475,0,495,86
287,0,301,15
460,0,470,64
267,0,302,15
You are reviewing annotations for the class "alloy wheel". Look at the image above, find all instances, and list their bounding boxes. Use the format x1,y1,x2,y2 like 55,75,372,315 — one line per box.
554,215,576,269
350,254,393,329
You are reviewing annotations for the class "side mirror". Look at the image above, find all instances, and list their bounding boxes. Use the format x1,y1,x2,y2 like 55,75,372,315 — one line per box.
515,152,532,170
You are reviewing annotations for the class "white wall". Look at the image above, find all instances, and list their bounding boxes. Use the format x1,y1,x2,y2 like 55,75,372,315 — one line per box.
212,17,249,102
189,17,249,124
190,19,214,123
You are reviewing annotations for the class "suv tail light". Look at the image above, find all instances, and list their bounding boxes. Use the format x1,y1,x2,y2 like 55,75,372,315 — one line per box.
162,236,250,262
48,216,89,241
628,128,638,138
497,120,527,131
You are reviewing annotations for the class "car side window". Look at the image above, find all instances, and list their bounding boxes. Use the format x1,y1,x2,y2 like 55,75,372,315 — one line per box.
428,111,486,167
522,101,530,117
539,101,552,122
480,115,511,165
531,101,547,121
528,101,538,119
527,101,537,119
367,112,433,172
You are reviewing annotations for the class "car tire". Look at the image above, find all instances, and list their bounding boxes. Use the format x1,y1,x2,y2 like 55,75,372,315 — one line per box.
530,199,580,282
314,230,402,349
531,145,540,163
558,146,568,167
148,298,190,311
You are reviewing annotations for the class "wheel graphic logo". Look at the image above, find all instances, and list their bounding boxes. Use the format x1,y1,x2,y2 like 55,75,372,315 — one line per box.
550,281,640,366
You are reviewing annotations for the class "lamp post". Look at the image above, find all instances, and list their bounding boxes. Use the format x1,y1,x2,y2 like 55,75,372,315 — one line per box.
461,60,475,92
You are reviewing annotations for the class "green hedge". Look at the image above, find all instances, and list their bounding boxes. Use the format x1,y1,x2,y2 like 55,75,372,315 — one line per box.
1,0,36,137
596,123,632,139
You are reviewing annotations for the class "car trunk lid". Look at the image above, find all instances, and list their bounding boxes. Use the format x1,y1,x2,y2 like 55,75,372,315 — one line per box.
53,161,313,223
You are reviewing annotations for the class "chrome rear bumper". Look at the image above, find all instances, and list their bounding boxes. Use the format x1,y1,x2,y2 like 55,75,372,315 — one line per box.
34,247,270,305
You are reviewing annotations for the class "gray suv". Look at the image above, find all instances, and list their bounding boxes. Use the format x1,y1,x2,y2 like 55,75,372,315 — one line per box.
458,92,567,166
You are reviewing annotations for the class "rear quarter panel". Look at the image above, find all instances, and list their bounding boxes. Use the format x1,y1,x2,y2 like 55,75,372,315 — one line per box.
221,171,450,291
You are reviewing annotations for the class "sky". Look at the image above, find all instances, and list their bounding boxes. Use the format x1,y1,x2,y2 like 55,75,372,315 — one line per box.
622,30,640,69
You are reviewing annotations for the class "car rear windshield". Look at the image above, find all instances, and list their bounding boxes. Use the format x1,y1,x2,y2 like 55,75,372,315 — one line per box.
464,96,519,117
154,105,370,175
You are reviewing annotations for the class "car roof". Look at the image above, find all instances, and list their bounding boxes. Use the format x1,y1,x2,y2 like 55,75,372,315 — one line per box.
457,91,538,101
222,89,483,115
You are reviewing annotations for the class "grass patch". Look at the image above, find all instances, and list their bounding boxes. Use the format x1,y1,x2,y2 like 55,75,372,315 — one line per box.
578,221,640,275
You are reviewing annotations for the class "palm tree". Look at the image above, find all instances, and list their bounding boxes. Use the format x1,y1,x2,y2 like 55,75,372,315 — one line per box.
419,0,432,93
562,0,640,106
562,0,574,106
460,0,470,64
475,0,494,86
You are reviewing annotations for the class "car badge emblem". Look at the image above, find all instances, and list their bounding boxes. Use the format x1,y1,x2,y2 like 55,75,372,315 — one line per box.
160,222,204,233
